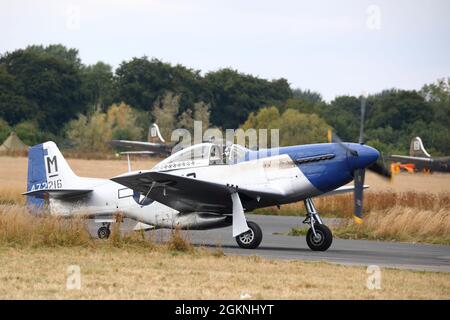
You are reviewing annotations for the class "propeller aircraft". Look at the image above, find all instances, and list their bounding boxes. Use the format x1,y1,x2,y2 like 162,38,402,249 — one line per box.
23,96,390,251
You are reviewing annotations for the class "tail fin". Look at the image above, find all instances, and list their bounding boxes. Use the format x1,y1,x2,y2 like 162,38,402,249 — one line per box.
147,123,165,143
26,141,82,208
409,137,431,158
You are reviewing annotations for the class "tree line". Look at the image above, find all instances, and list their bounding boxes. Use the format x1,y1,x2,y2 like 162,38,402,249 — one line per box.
0,44,448,155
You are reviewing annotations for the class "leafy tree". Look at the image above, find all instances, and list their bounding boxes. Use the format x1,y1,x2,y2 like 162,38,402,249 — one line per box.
81,62,115,111
0,118,11,143
66,103,142,152
0,65,36,125
14,121,43,146
419,78,450,154
204,68,292,129
275,109,330,146
193,101,211,132
420,77,450,106
107,103,143,140
66,112,111,152
178,101,211,133
0,46,87,133
25,44,82,68
115,57,203,112
242,106,330,146
242,106,280,130
1,44,448,156
178,108,194,132
367,90,432,131
292,88,323,105
320,95,361,141
151,92,180,140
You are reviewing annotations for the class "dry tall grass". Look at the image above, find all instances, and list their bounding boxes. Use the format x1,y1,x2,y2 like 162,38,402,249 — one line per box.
0,205,191,250
256,191,450,218
0,205,92,247
1,155,449,245
166,228,194,253
0,186,25,205
334,206,450,245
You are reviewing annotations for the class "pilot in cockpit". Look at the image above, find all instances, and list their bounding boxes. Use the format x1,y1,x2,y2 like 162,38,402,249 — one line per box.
209,145,223,165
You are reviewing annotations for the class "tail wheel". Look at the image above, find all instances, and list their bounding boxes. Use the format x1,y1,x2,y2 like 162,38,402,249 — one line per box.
97,226,111,239
235,221,263,249
306,224,332,251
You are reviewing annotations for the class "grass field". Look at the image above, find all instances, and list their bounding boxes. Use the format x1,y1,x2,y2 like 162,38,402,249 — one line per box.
0,208,449,300
2,246,450,299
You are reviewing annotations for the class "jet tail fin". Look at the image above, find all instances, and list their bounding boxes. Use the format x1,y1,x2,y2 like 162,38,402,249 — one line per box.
409,137,431,158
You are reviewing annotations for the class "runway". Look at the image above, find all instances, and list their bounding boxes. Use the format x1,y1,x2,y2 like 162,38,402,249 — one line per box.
89,214,450,273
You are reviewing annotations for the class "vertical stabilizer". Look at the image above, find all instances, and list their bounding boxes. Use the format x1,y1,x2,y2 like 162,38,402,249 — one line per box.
26,141,80,208
409,137,431,158
147,123,165,143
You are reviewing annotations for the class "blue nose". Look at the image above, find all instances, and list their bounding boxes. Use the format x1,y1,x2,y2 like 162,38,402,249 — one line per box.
346,144,380,170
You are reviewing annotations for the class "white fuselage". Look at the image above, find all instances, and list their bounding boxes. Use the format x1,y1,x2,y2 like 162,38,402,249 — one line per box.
50,153,317,229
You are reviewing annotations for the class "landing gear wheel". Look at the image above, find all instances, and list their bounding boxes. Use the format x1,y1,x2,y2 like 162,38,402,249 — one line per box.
306,224,332,251
97,226,111,239
235,221,263,249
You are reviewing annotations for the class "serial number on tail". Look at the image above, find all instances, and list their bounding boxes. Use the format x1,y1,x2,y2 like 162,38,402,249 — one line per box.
30,179,62,191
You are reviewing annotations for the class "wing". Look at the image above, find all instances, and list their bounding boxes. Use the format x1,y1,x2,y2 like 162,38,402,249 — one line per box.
389,155,433,163
319,185,368,197
109,140,171,155
111,171,283,214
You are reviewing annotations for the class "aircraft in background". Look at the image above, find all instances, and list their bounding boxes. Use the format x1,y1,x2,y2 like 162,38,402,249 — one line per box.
23,98,390,252
109,123,173,156
389,137,450,173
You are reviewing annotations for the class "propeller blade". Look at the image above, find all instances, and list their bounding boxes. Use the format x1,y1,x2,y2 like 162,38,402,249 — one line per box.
358,95,366,144
331,131,358,156
353,169,365,224
368,161,392,179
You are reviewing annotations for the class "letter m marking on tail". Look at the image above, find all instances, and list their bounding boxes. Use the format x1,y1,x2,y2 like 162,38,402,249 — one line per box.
46,155,58,177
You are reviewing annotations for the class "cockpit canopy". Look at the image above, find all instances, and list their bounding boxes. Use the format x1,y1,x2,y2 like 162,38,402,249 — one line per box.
153,143,249,171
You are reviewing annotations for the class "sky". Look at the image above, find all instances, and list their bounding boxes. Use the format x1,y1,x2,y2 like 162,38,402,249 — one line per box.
1,0,449,101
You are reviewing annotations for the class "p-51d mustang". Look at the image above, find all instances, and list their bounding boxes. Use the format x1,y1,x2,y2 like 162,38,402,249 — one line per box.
24,99,390,251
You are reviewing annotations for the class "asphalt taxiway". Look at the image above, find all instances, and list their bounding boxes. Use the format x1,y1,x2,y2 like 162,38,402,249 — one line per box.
89,214,450,273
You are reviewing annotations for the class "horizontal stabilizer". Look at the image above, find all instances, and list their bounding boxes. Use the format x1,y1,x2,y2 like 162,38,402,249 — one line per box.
23,188,92,199
120,151,156,155
109,139,171,156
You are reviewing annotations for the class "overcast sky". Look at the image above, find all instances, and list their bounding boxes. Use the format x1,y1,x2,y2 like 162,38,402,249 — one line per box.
1,0,449,101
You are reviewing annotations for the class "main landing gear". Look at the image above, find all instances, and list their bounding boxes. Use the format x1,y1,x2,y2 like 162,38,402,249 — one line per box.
235,221,263,249
303,198,333,251
97,223,111,239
